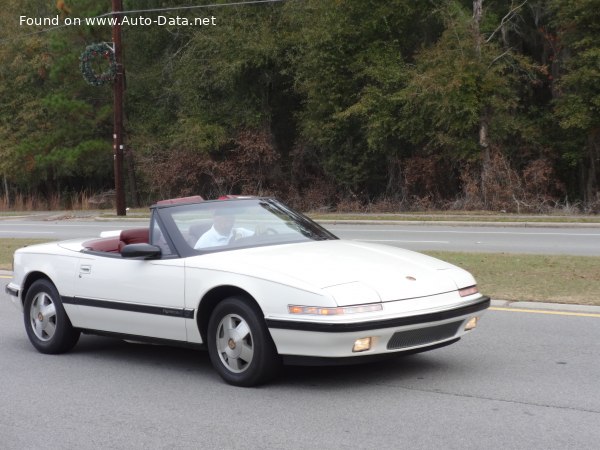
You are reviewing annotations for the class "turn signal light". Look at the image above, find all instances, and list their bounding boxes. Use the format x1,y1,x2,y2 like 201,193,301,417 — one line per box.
288,304,382,315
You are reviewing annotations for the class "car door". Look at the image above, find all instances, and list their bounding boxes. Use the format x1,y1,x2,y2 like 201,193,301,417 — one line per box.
70,255,187,341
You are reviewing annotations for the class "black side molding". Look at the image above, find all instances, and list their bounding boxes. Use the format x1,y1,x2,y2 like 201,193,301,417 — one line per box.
266,296,490,333
80,329,206,350
62,296,195,319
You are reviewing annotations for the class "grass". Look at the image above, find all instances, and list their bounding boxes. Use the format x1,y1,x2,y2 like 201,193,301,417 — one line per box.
1,239,598,306
0,239,52,270
425,251,600,306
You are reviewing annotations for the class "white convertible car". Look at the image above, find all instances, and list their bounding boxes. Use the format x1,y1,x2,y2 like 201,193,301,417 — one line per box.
6,196,489,386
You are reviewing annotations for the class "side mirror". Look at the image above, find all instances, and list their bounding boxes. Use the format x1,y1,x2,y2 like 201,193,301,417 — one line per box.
121,243,162,259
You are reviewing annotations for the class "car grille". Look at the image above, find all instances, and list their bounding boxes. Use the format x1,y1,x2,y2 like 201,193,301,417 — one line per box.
386,321,463,350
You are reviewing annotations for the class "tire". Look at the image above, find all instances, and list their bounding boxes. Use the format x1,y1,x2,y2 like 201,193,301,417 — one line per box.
207,296,280,387
23,279,80,354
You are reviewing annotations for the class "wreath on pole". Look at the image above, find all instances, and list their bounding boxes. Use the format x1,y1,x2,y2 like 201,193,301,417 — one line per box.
79,43,117,86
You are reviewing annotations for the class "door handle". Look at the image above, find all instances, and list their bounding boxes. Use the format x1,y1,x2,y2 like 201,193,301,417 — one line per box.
79,265,92,274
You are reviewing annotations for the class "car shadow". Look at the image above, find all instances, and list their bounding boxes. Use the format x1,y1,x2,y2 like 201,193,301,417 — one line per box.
69,333,451,388
277,353,449,389
71,334,213,375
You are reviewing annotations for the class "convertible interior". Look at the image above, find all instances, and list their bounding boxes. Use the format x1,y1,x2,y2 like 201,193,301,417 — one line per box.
82,227,150,253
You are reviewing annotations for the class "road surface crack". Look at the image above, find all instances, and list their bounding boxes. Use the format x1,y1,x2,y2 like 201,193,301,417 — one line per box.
375,383,600,414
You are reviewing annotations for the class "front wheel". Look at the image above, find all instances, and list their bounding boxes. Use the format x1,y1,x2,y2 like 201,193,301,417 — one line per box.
23,279,80,354
207,296,280,386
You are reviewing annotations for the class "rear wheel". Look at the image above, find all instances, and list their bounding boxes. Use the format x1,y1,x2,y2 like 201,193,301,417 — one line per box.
207,296,280,386
24,279,80,354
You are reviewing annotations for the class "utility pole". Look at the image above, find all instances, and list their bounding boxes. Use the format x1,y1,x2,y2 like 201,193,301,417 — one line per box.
112,0,126,216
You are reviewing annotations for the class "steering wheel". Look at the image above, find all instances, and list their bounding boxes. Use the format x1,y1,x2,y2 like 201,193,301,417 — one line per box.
255,225,278,236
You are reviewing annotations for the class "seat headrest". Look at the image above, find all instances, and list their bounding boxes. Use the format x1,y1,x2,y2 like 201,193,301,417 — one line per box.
119,228,149,245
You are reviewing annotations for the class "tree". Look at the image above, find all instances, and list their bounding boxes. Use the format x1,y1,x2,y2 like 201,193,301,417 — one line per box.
127,0,291,198
287,0,439,198
0,0,114,206
552,0,600,206
396,0,543,208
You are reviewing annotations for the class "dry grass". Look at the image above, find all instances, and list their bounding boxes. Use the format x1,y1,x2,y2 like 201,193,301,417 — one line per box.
0,191,108,211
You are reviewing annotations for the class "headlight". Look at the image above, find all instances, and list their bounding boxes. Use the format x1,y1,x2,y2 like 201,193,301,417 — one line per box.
288,303,382,316
458,285,478,297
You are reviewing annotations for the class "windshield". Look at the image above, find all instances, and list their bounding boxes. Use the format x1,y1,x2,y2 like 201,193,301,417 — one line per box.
160,198,337,254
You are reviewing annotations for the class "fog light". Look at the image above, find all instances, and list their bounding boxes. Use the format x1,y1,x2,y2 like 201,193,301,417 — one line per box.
464,317,479,331
353,337,372,352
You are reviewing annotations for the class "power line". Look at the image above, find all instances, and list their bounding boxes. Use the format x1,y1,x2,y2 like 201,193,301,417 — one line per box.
103,0,287,17
0,0,289,44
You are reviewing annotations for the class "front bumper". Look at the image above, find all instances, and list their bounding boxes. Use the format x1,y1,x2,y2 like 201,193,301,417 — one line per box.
5,283,22,311
266,295,490,361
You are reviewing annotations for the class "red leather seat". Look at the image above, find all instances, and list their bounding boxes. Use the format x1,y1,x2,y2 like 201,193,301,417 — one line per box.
118,228,149,252
83,237,120,253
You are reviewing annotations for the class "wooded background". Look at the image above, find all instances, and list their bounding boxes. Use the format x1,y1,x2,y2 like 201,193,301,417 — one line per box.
1,0,599,212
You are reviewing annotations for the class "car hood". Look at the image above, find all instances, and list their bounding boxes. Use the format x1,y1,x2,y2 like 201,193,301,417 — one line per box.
190,240,476,305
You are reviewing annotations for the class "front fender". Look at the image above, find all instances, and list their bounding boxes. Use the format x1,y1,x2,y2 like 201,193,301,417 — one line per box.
13,248,80,306
184,266,334,344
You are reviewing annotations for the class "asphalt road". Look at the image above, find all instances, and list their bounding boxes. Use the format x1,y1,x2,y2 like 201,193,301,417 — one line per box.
1,216,599,447
327,223,600,256
1,216,600,255
1,295,599,449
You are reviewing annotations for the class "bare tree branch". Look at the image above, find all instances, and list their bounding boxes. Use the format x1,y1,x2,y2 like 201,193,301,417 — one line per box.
486,0,528,44
487,47,514,68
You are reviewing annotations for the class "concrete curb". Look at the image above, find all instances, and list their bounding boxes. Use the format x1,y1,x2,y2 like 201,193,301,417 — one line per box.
490,299,600,314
